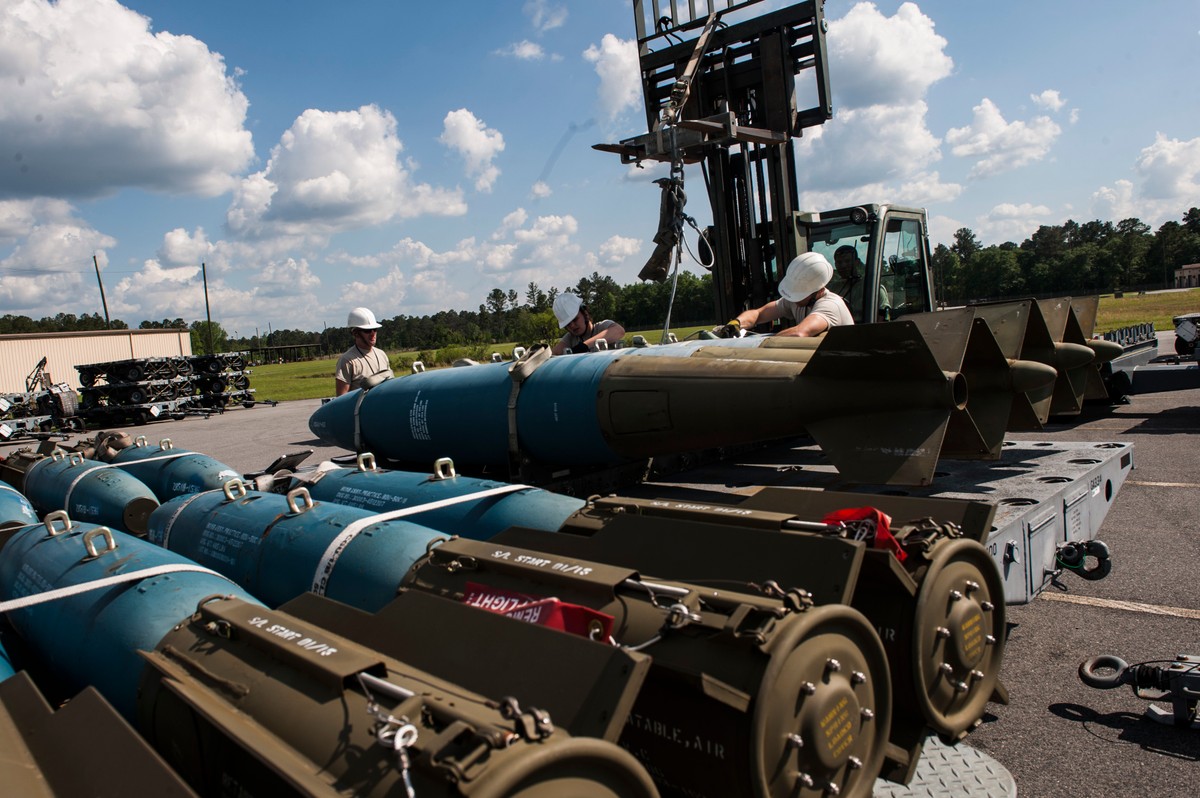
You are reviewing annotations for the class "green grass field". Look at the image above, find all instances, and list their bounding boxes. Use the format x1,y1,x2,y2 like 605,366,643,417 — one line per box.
248,289,1200,403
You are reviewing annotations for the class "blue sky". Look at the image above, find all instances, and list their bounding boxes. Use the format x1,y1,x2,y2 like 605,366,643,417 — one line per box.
1,0,1197,333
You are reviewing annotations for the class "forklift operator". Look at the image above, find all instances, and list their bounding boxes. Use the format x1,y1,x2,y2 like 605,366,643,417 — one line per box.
715,252,853,338
831,245,891,322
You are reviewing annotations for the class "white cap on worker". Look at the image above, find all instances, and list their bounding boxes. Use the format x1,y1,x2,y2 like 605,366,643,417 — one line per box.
778,252,834,302
553,293,583,328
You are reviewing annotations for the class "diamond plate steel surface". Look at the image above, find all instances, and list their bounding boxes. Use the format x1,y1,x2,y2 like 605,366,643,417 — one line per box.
874,735,1016,798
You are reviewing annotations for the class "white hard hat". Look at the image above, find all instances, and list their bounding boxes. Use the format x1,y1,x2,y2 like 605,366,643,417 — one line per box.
778,252,833,302
347,307,382,330
553,293,583,328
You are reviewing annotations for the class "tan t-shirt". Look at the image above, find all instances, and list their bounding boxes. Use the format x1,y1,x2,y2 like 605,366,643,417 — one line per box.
335,345,390,391
775,291,854,330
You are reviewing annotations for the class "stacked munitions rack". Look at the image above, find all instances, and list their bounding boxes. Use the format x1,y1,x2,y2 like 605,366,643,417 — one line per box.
75,353,256,425
184,352,256,410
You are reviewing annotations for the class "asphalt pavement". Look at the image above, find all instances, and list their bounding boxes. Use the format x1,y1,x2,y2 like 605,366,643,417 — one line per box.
28,338,1197,798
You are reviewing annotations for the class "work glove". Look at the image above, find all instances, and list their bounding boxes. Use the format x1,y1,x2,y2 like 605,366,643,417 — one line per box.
571,342,590,354
713,319,740,338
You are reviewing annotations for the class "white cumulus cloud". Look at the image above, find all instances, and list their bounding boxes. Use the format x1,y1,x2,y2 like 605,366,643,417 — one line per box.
830,2,953,109
440,109,506,193
945,98,1062,178
0,200,116,315
158,227,215,268
583,34,641,121
530,181,552,198
793,3,954,210
599,235,641,263
977,202,1054,243
795,103,943,189
1030,90,1067,112
1135,133,1200,201
0,0,253,199
1091,133,1200,224
225,105,466,239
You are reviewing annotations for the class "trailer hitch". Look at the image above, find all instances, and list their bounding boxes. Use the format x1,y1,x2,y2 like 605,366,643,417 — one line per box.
1056,539,1112,581
1079,654,1200,729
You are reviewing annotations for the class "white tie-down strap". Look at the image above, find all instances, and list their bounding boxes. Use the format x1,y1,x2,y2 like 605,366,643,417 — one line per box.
0,562,233,614
310,483,534,596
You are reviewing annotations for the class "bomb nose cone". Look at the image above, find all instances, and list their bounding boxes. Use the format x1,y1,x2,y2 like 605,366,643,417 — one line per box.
1054,341,1095,370
1086,338,1125,364
1008,359,1059,394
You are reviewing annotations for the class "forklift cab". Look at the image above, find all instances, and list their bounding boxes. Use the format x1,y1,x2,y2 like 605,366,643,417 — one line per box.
798,204,935,324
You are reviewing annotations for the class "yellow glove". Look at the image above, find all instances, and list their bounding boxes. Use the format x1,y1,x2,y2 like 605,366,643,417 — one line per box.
715,319,741,338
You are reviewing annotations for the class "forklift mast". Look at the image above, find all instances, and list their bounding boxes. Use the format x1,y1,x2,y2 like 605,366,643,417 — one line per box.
597,1,935,327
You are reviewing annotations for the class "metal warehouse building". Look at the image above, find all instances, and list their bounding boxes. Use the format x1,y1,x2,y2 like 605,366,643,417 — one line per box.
0,329,192,393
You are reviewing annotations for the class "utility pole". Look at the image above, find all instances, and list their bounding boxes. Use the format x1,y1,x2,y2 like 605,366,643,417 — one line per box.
93,255,111,329
201,261,214,354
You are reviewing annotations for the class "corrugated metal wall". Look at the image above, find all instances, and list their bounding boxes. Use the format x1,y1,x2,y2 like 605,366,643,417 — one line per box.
0,330,192,393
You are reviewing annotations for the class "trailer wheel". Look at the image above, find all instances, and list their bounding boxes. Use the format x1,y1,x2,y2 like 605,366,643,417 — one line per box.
1174,336,1195,356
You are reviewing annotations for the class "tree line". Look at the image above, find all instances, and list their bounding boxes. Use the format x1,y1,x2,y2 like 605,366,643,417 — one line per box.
934,208,1200,304
5,208,1196,357
219,270,717,358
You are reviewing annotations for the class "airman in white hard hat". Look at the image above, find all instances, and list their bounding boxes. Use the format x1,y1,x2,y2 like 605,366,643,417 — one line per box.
714,252,853,338
334,307,392,396
550,293,626,355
